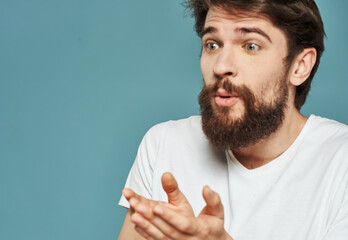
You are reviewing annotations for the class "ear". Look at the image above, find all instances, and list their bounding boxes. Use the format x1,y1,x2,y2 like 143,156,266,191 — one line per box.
289,48,317,86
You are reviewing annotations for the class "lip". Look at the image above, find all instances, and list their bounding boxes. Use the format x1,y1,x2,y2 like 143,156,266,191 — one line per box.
215,89,238,98
214,89,239,107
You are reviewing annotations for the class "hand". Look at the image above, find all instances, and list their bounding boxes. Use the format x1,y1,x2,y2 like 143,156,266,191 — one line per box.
122,172,233,240
122,172,195,239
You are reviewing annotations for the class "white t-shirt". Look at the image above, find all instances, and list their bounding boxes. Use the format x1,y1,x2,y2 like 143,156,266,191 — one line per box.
119,115,348,240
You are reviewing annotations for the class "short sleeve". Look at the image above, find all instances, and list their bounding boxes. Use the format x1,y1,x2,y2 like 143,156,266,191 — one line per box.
118,123,165,208
325,188,348,239
325,158,348,239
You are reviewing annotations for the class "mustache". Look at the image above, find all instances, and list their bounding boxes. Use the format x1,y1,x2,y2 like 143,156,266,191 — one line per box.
199,79,256,112
210,79,256,104
212,79,234,93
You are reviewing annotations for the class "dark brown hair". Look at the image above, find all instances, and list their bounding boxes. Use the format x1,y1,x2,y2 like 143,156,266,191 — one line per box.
184,0,325,110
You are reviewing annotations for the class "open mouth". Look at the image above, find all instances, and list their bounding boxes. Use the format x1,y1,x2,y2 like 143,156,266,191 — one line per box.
214,89,239,107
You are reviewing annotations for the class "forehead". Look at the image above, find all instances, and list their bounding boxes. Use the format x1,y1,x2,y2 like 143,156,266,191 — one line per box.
205,6,271,25
204,7,284,38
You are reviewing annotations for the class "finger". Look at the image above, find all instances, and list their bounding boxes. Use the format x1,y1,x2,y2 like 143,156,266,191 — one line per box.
130,198,154,219
131,200,184,239
161,172,189,206
128,195,171,219
154,205,197,235
122,189,138,213
124,188,160,211
131,212,169,240
122,188,151,203
134,226,152,239
122,188,137,201
201,186,224,219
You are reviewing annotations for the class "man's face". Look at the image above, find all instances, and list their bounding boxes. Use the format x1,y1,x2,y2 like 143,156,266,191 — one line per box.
199,7,291,150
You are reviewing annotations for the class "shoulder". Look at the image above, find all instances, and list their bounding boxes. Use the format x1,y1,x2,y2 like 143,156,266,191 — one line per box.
301,115,348,170
141,115,212,161
144,115,203,140
306,115,348,145
310,115,348,130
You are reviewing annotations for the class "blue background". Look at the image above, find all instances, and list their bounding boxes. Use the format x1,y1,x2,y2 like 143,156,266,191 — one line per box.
1,0,347,239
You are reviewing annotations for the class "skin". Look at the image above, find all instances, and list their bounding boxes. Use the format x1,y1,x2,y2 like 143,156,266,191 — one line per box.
118,7,317,240
200,7,316,169
119,172,232,240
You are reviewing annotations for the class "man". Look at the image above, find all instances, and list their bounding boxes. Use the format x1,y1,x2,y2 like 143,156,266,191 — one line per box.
118,0,348,239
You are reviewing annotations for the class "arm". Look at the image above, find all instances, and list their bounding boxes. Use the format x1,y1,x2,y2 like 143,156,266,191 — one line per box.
325,177,348,240
124,172,233,240
118,209,146,240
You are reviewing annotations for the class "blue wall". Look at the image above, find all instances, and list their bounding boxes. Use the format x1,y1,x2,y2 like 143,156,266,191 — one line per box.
1,1,347,239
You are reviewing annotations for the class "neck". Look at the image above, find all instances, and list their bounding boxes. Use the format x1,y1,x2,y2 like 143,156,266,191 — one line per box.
232,107,308,169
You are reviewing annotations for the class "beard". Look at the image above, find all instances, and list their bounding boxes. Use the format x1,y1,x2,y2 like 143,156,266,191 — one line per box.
199,77,288,151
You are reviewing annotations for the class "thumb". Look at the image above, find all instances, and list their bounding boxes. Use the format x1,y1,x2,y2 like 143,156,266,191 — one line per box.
161,172,189,206
200,185,224,220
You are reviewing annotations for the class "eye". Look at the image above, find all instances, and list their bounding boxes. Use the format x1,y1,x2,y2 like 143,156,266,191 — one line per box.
206,42,219,51
245,43,260,51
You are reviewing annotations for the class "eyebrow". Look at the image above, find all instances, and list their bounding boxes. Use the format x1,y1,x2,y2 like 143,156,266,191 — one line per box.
201,26,272,43
237,27,272,43
201,26,217,38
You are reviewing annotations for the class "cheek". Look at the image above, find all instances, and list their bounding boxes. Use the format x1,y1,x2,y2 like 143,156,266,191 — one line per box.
200,56,214,85
261,71,287,104
241,62,285,100
200,57,211,85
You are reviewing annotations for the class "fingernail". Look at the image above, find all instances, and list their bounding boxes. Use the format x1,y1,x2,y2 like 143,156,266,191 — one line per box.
154,206,163,215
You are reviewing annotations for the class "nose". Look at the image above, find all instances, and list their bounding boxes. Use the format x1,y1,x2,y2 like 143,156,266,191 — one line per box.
213,47,237,79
